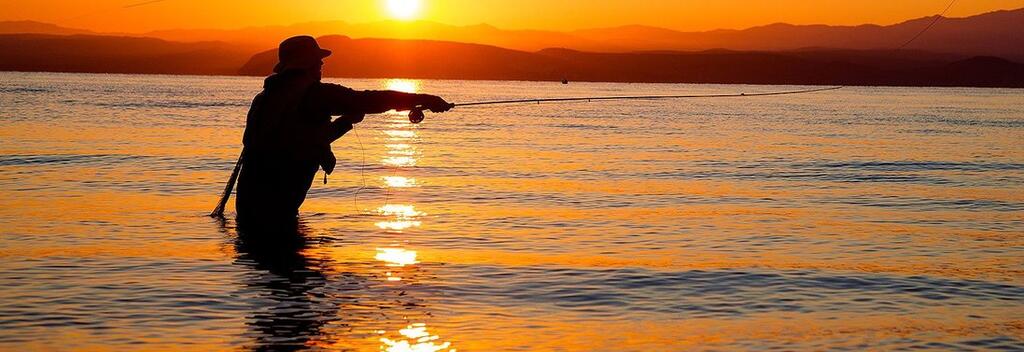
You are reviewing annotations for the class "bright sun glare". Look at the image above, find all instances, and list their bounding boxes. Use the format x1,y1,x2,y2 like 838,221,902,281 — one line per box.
386,0,422,20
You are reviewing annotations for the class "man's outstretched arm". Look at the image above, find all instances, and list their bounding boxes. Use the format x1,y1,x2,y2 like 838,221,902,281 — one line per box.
320,83,453,116
354,90,452,114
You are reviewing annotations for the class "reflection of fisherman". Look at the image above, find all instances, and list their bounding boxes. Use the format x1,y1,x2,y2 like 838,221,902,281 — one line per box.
236,35,452,223
233,223,331,350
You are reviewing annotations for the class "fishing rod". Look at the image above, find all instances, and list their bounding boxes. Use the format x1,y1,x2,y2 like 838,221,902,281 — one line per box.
406,85,842,123
211,85,841,217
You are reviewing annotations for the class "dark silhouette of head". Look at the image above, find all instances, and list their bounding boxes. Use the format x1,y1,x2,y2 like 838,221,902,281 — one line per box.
274,35,332,80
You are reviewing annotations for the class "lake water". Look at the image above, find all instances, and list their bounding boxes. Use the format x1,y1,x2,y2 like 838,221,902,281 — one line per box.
0,72,1022,351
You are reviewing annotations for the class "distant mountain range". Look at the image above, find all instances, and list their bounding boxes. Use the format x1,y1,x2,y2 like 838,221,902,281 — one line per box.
0,34,256,75
234,36,1024,87
570,8,1024,61
1,8,1023,87
0,21,94,36
4,8,1020,60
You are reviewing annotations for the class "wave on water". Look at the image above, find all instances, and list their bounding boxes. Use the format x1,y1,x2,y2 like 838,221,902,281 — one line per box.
437,266,1024,316
794,160,1024,172
0,154,148,166
92,100,251,109
0,86,54,94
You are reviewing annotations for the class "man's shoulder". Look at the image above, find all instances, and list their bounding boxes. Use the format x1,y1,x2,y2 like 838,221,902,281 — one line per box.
308,82,358,100
263,71,315,90
316,82,356,93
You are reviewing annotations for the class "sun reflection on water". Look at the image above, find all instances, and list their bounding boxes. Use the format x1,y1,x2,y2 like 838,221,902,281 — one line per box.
376,220,422,230
376,248,419,281
383,176,416,188
389,149,417,156
383,156,417,167
385,130,418,139
386,143,418,157
384,79,420,93
375,248,419,266
386,143,413,150
377,204,424,218
369,78,454,351
380,323,455,352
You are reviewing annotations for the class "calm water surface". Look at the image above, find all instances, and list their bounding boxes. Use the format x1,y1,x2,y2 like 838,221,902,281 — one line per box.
0,72,1022,351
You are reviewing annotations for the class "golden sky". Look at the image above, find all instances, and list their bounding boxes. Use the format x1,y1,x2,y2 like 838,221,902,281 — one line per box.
2,0,1022,32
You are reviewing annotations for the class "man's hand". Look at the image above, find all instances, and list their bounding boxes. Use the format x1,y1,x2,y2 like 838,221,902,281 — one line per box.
420,94,454,113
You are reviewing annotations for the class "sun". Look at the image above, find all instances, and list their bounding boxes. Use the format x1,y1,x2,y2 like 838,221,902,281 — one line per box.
386,0,422,20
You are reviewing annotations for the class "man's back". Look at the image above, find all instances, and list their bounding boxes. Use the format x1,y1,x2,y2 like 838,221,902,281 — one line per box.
236,71,325,223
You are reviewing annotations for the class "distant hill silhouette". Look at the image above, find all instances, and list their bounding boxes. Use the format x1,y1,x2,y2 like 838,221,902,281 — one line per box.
235,36,1024,87
2,8,1024,87
0,21,94,36
3,8,1020,60
142,21,620,53
572,8,1024,61
0,34,259,75
239,36,568,81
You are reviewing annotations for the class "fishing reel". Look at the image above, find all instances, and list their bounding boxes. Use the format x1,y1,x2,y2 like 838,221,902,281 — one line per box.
409,102,460,124
409,108,425,124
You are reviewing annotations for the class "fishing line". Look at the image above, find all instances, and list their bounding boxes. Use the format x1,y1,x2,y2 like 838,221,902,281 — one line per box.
448,86,842,109
122,0,170,9
895,0,958,51
216,86,842,217
65,0,172,21
351,126,368,213
202,1,954,218
359,86,840,221
379,116,412,214
350,119,401,216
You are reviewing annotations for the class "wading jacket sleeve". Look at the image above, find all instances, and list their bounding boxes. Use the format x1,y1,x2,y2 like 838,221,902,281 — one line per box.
314,84,434,114
303,84,434,173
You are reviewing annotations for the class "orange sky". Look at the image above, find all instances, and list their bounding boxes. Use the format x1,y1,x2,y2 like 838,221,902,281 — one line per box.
2,0,1022,32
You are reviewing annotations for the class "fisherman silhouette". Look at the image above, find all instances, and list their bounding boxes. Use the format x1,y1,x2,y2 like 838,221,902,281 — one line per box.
235,35,452,224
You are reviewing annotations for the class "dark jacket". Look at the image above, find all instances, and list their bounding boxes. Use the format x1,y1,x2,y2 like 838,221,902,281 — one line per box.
236,70,431,222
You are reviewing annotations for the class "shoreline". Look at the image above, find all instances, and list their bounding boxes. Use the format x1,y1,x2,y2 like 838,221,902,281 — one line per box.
4,70,1024,89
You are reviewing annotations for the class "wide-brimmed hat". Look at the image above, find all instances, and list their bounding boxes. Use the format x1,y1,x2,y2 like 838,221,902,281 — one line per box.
273,35,332,73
